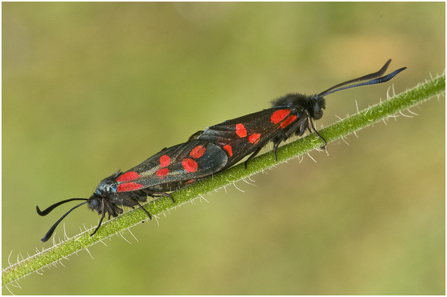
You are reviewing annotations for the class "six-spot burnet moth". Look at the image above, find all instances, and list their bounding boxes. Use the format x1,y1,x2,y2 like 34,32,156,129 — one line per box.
37,59,406,242
196,59,406,168
37,139,229,242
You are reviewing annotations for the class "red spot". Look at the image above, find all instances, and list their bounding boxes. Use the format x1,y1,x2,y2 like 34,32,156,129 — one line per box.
182,158,198,172
117,182,143,192
190,145,206,159
249,133,261,144
280,115,298,128
223,145,233,156
235,124,247,138
159,155,171,167
156,168,170,178
271,109,291,124
116,171,140,182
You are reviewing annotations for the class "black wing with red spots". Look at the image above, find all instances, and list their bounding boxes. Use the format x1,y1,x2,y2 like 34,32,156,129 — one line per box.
115,140,228,192
197,103,309,168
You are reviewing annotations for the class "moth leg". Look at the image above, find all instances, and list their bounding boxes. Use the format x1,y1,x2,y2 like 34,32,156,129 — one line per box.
305,110,327,149
156,192,175,204
244,146,263,169
142,189,175,204
273,141,282,161
134,200,152,220
90,199,106,237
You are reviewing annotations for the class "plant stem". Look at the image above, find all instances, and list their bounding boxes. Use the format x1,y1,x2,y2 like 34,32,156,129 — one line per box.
2,74,444,288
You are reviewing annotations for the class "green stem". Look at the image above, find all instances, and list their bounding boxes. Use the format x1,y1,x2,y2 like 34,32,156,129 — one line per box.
2,74,444,288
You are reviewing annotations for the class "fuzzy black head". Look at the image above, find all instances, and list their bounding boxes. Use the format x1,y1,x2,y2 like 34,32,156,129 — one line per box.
310,95,326,120
272,93,326,120
87,192,124,219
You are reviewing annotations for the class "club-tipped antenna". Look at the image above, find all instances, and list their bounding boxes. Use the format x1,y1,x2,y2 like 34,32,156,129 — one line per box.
37,198,88,216
318,59,407,98
38,199,88,242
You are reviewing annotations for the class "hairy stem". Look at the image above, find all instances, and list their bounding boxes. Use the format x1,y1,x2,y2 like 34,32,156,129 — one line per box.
2,74,444,288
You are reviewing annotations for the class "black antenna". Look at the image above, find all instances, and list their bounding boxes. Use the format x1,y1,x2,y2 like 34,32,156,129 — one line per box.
37,198,88,216
318,59,407,97
37,198,88,242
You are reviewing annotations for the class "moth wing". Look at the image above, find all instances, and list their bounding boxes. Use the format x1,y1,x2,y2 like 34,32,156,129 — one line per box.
198,107,307,167
116,140,228,192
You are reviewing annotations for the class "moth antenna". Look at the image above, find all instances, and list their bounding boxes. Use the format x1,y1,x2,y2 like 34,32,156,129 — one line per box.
37,198,88,216
41,201,88,242
318,59,407,97
319,59,391,95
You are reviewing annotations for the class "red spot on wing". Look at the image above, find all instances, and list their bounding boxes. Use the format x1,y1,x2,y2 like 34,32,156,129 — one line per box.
280,115,298,128
117,182,143,192
271,109,291,124
116,171,140,182
249,133,261,144
159,155,171,167
223,145,233,156
156,168,169,178
235,124,247,138
190,145,206,159
182,158,198,173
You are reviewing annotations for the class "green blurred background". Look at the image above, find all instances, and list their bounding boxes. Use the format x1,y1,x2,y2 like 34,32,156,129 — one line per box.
3,3,444,294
